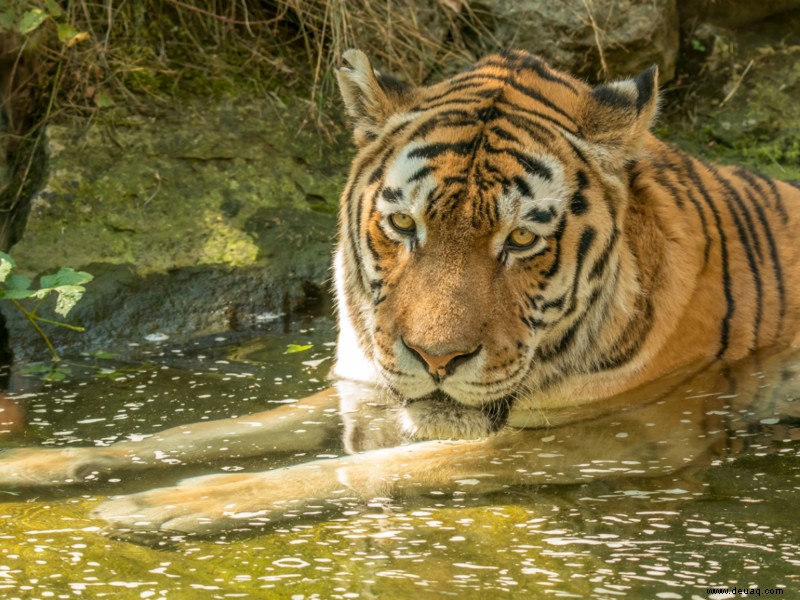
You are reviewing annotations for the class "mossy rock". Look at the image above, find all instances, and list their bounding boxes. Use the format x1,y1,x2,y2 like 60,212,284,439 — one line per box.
662,10,800,181
4,96,351,358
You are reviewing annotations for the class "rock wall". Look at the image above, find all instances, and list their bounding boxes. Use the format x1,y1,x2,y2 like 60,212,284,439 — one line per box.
2,98,348,358
662,9,800,182
679,0,800,28
472,0,679,81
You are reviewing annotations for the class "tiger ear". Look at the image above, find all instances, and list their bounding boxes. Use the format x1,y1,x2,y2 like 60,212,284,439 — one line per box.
579,66,659,167
337,49,412,146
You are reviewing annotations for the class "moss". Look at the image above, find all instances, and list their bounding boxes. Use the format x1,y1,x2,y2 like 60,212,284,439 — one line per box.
12,95,350,280
660,15,800,181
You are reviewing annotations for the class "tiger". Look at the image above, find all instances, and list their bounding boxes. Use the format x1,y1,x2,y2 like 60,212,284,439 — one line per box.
0,48,799,537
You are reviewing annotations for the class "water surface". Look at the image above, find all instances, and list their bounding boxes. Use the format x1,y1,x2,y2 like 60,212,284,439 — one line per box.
0,311,798,598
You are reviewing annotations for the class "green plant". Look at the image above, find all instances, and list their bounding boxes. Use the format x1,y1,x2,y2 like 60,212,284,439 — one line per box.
0,252,93,362
690,38,707,53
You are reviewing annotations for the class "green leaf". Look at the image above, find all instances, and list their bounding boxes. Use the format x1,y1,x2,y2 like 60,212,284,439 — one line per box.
53,285,86,317
94,89,114,108
0,9,17,31
43,0,65,18
6,274,31,291
20,362,53,375
56,22,77,43
0,288,36,300
91,350,118,360
17,8,49,35
43,369,67,382
39,267,93,289
0,251,15,282
285,343,313,354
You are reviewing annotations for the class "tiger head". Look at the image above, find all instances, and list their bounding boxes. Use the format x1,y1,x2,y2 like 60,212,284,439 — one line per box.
332,49,659,440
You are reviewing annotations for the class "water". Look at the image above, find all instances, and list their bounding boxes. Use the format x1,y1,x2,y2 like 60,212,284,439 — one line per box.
0,310,798,598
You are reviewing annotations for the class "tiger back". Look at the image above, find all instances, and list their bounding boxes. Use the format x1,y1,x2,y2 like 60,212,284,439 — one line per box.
333,49,800,440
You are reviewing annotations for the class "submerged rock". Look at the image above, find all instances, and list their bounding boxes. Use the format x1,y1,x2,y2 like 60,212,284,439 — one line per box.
3,97,348,359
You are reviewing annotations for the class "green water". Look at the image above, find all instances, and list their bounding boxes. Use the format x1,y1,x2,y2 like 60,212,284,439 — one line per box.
0,311,798,599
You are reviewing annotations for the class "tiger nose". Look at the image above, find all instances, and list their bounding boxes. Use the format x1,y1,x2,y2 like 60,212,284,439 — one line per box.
402,340,482,381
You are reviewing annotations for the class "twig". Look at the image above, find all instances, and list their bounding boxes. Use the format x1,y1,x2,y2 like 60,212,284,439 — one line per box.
581,0,608,79
720,59,754,107
142,171,162,208
26,315,86,332
11,300,60,362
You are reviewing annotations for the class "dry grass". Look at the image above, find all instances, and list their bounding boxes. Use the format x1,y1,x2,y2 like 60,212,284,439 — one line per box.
0,0,493,233
3,0,495,118
275,0,494,99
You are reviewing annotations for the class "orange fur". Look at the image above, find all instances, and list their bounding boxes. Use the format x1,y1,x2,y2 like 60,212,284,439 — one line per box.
334,49,800,436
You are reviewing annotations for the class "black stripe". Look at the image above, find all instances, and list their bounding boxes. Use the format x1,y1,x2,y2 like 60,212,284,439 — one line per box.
490,125,522,144
588,299,654,372
589,227,618,280
487,146,552,180
541,296,565,311
535,319,581,362
364,207,384,269
500,111,557,144
381,187,403,203
746,169,789,223
576,227,596,264
566,138,588,164
520,315,547,330
570,191,588,215
543,215,567,278
482,52,580,94
408,166,434,183
407,140,478,160
341,167,368,296
454,73,577,125
498,95,578,135
516,54,580,94
513,175,532,197
737,176,786,336
652,163,686,209
647,149,712,266
525,207,556,223
368,164,385,185
505,78,577,124
477,105,503,123
420,80,498,105
443,175,468,186
561,227,597,319
713,169,764,347
683,157,734,357
413,97,491,112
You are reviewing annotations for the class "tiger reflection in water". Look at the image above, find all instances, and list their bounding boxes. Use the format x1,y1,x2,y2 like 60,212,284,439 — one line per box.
0,49,799,537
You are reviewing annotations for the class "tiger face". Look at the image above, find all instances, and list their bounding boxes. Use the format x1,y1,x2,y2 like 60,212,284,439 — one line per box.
331,49,800,440
331,50,659,438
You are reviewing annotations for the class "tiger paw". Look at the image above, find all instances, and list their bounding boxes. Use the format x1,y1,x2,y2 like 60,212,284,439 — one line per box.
0,446,123,487
94,472,295,536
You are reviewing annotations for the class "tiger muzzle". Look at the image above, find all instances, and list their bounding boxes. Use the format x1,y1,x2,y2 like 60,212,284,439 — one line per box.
402,339,483,382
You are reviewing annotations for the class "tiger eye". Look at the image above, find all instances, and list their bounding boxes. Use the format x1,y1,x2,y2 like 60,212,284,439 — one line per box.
389,213,416,234
507,227,537,249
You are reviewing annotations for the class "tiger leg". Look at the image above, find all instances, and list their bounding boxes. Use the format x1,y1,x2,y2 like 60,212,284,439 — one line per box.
0,387,340,487
94,396,722,537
